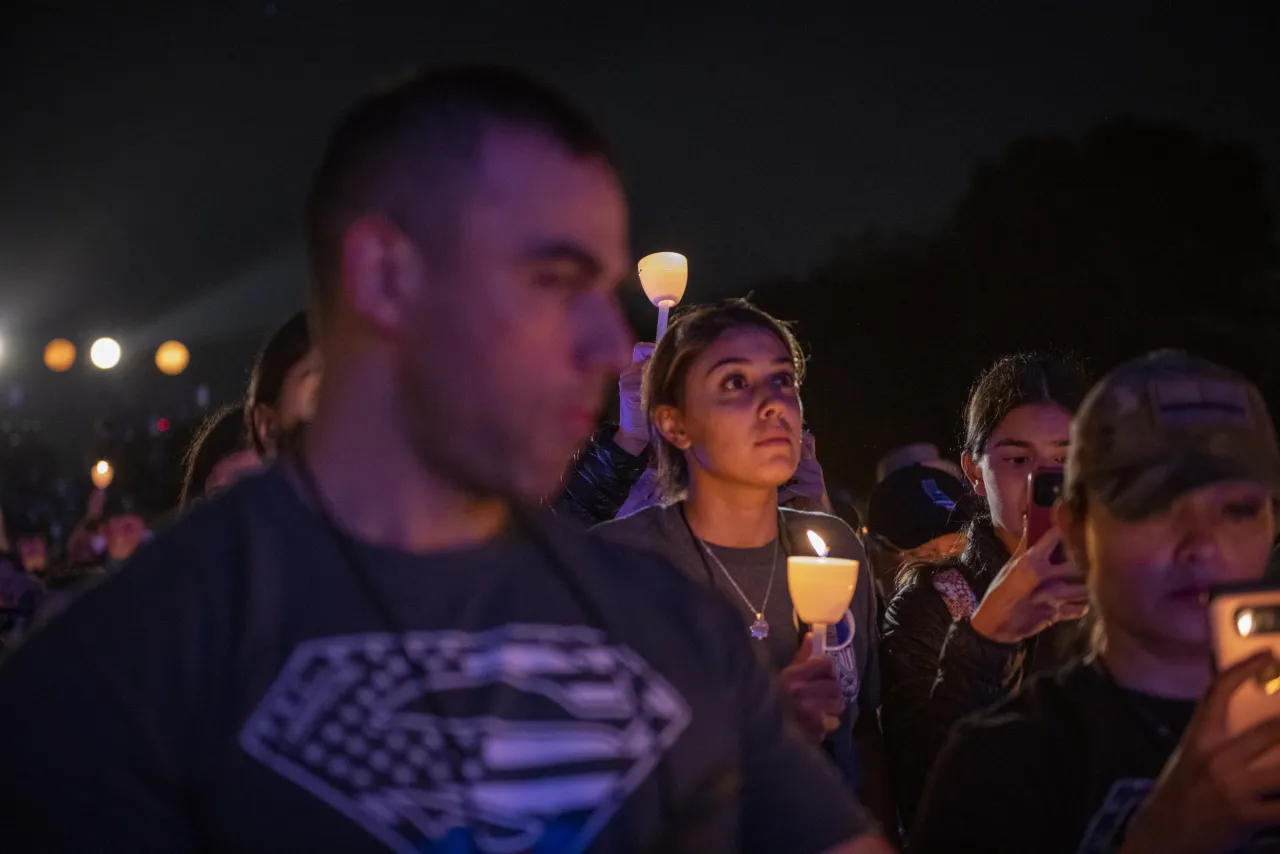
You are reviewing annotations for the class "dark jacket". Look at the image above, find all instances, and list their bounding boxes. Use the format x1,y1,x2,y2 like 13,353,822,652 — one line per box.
879,517,1084,833
553,425,650,527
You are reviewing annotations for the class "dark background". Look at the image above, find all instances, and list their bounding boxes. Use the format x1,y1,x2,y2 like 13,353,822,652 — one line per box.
1,0,1278,514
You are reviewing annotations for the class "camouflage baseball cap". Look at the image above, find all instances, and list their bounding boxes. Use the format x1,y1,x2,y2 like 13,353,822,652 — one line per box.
1066,350,1280,519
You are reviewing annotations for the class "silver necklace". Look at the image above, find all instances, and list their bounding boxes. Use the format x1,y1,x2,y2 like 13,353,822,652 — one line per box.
694,537,779,640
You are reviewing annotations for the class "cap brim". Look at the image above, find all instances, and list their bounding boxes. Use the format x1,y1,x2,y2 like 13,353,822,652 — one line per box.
1096,452,1280,520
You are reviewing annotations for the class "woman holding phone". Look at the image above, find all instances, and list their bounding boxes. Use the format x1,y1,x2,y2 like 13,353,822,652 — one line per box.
912,351,1280,853
591,299,890,823
880,351,1092,831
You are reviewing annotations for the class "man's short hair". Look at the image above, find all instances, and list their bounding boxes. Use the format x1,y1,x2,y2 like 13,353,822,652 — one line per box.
304,66,618,315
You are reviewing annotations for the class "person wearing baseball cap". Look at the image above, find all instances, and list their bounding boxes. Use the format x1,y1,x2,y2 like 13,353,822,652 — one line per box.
913,351,1280,853
865,464,969,596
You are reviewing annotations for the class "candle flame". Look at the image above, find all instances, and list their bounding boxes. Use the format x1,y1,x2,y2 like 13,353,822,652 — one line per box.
95,461,110,475
807,530,829,557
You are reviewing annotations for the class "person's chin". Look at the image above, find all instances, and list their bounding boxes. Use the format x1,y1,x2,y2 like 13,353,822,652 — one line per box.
757,464,800,489
1157,596,1213,645
1165,587,1211,613
754,447,799,468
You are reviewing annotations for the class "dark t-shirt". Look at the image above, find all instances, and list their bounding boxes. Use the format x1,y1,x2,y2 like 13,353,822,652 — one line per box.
0,467,867,853
592,504,879,790
911,658,1280,853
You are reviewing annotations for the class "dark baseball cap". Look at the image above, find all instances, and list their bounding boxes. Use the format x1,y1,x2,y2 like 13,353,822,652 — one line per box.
1066,350,1280,520
102,491,142,520
867,464,969,551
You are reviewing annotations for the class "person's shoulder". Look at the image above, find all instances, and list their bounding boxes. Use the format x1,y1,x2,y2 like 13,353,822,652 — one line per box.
131,468,275,567
885,554,962,610
548,508,735,622
1009,658,1103,721
24,472,277,630
957,659,1098,749
0,473,297,679
881,556,973,645
913,665,1087,848
590,503,680,550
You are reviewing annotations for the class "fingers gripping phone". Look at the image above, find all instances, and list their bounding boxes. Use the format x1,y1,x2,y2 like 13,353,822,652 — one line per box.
1025,467,1064,547
1209,584,1280,767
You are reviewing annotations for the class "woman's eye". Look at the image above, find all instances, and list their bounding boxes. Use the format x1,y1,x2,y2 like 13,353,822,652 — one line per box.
721,374,748,392
773,372,797,389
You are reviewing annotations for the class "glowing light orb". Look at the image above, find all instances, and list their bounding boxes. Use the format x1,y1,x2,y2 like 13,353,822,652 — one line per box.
155,340,189,376
90,338,122,370
44,339,77,372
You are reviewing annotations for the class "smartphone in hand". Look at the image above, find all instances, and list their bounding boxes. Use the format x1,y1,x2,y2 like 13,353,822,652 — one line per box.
1209,583,1280,767
1025,467,1063,547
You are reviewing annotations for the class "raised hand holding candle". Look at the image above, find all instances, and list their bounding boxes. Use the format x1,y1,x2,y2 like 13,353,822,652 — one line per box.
637,252,687,341
788,530,859,658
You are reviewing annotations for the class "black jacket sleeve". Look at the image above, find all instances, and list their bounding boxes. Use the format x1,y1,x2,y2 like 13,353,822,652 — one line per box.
552,426,651,527
879,571,1025,831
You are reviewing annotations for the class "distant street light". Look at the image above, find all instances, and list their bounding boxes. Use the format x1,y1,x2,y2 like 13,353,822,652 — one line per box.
90,337,122,370
155,340,190,376
91,460,115,490
44,339,77,372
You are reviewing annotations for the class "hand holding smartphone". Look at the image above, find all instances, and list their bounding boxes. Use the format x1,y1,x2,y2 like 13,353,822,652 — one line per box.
1208,583,1280,768
1121,588,1280,852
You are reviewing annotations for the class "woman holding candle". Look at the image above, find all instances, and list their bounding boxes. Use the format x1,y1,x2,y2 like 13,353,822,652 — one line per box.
591,299,889,823
879,351,1091,833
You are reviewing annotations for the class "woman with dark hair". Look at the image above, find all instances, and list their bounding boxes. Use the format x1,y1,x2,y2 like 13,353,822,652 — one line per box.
879,352,1092,832
180,405,260,506
246,311,321,458
592,299,889,822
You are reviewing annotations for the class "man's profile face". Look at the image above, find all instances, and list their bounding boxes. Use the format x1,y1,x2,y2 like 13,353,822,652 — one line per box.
397,127,632,502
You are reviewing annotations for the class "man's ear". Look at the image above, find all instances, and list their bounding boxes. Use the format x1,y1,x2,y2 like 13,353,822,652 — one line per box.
340,214,426,335
962,451,987,497
653,405,691,451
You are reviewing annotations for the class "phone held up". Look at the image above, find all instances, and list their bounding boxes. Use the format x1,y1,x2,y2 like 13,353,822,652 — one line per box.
1208,582,1280,767
1025,467,1064,548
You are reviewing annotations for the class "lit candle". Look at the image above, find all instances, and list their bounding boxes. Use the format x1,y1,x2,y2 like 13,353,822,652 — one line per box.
788,531,859,657
637,252,688,341
91,460,115,490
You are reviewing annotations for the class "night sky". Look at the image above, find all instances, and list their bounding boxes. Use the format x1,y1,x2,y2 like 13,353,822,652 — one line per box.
1,0,1277,385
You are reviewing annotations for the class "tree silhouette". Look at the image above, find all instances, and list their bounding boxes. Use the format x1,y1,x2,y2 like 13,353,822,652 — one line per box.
756,117,1277,494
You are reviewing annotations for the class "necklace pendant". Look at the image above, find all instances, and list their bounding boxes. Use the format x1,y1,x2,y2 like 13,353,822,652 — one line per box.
750,615,770,639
